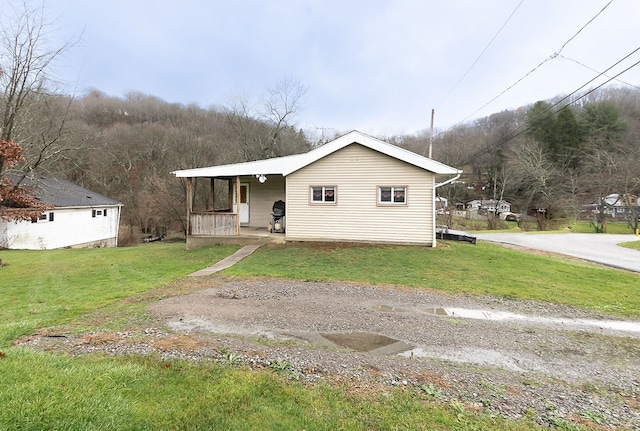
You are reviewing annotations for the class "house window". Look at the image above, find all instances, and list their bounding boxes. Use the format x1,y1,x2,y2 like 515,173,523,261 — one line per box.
378,186,407,205
32,212,54,223
103,209,108,217
310,186,336,203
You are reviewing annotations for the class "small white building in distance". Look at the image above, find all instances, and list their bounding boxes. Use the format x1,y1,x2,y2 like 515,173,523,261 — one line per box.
1,174,122,250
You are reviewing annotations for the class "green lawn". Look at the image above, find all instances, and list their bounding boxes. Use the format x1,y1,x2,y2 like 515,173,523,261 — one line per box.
621,239,640,250
2,240,638,430
0,243,239,346
223,241,640,317
1,347,538,431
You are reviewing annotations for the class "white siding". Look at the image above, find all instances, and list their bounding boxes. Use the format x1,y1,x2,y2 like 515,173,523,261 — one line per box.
242,175,286,229
285,144,435,244
1,206,121,250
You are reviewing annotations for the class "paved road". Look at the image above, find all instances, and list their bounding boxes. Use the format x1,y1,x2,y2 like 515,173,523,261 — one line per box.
475,232,640,273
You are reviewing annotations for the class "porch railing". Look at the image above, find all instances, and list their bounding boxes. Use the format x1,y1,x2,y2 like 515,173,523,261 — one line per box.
190,212,237,236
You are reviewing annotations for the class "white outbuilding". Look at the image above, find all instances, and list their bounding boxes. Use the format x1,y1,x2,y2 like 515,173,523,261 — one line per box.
0,175,122,250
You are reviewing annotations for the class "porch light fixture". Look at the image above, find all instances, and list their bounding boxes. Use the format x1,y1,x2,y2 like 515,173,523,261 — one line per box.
258,175,267,183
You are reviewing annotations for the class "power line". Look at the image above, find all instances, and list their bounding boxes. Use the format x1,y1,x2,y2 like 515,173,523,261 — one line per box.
557,54,640,90
439,0,525,106
451,0,614,127
554,0,613,57
460,46,640,165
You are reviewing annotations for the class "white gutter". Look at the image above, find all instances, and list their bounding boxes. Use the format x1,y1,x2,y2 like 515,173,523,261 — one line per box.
435,171,462,188
432,171,462,248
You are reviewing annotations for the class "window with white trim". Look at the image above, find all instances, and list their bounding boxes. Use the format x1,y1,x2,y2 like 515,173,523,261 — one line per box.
32,212,52,223
378,186,407,205
32,212,54,223
310,186,336,203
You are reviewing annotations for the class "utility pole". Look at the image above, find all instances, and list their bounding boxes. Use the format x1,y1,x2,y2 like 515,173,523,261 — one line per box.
428,109,435,158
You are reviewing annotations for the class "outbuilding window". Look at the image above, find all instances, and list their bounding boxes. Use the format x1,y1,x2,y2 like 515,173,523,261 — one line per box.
310,186,336,203
378,186,407,205
32,212,54,222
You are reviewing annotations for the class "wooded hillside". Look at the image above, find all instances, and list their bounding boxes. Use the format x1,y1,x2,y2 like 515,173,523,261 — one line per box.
412,86,640,231
3,85,639,236
2,1,639,239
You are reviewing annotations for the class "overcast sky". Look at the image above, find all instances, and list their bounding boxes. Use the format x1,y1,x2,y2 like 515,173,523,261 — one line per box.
21,0,640,137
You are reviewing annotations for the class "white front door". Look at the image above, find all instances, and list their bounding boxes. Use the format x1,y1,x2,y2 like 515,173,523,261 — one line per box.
233,183,249,224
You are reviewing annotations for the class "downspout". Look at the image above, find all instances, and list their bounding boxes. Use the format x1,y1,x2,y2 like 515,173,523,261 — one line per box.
432,171,462,248
115,204,123,247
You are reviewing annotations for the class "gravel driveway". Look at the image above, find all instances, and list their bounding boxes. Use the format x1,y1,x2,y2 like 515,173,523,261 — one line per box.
21,237,640,429
142,278,640,429
24,276,636,429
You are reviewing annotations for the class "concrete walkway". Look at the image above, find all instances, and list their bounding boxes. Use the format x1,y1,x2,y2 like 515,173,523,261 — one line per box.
188,244,263,276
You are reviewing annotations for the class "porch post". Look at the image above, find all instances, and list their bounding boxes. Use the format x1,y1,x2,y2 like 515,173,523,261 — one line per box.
209,178,215,211
235,176,241,235
186,177,193,235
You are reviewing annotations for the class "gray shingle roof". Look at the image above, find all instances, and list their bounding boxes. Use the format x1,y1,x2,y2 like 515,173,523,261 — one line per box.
9,174,121,208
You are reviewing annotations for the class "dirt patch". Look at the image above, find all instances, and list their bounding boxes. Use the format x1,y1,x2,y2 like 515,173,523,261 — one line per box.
20,277,640,429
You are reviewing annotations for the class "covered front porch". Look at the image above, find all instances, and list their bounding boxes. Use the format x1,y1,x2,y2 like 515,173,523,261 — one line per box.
183,173,287,249
186,225,286,248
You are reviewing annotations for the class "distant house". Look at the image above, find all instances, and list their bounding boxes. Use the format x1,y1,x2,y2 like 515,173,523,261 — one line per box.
584,193,639,219
435,196,448,214
466,199,511,214
173,131,462,248
0,175,122,250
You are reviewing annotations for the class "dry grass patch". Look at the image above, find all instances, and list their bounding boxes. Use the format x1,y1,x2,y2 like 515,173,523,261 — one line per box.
407,370,451,389
152,334,212,352
81,332,127,345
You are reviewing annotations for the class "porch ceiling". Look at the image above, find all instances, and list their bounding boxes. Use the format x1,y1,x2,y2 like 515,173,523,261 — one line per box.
172,154,299,178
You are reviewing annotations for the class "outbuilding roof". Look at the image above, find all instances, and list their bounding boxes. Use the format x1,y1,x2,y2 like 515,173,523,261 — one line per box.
9,174,121,208
172,130,461,178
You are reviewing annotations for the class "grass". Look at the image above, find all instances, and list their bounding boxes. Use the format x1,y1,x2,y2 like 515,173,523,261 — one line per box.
223,241,640,317
2,239,638,430
620,239,640,250
0,349,536,431
566,220,638,234
448,217,639,235
0,243,239,346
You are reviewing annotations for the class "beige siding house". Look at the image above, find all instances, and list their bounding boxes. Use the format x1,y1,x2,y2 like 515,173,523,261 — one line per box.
173,131,460,248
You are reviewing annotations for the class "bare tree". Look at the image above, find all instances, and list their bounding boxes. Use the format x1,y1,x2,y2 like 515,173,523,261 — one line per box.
578,131,640,233
0,0,79,180
262,77,308,158
1,0,78,237
224,77,310,161
510,139,561,230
